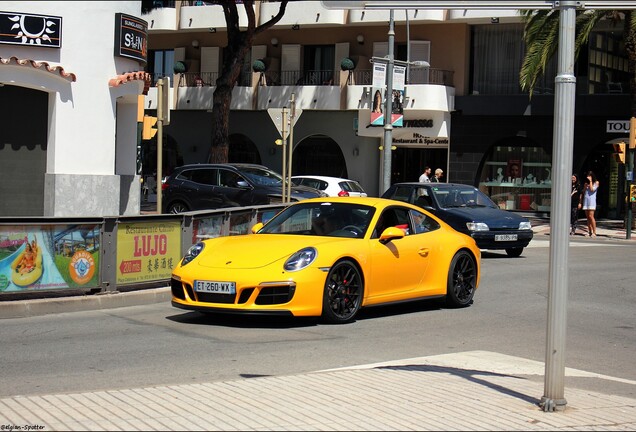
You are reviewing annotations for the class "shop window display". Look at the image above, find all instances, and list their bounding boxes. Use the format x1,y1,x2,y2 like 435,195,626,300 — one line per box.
478,145,552,212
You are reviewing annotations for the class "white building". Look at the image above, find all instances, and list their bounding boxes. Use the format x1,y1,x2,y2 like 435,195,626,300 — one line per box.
0,1,148,216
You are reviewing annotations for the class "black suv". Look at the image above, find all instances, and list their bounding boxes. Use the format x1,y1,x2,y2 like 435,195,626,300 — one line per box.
162,163,324,213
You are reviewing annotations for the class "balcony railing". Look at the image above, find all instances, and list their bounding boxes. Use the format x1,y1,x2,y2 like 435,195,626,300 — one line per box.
258,70,338,86
154,69,455,89
347,68,454,87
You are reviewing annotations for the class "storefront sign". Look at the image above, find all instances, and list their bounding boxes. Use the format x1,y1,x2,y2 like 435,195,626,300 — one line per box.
392,133,449,147
116,221,181,285
0,12,62,48
607,120,629,133
114,13,147,64
0,224,100,292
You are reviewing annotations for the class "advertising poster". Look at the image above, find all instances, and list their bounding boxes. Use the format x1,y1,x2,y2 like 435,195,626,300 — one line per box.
193,215,225,243
0,224,100,292
116,221,182,285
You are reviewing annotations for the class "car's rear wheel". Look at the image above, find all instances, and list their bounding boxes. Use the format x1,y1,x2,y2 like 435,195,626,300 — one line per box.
168,201,189,214
322,260,363,324
505,247,523,257
446,250,477,308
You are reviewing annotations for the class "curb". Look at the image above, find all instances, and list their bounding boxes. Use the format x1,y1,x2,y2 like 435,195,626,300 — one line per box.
0,287,171,319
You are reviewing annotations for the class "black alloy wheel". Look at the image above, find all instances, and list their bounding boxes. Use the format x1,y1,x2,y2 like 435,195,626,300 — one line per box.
322,260,363,324
446,250,477,308
168,201,189,214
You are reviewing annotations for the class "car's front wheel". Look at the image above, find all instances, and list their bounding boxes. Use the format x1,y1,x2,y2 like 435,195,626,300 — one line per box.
446,250,477,308
505,247,523,257
322,260,363,324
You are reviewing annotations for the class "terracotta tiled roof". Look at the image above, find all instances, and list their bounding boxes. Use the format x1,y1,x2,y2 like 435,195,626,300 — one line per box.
0,56,76,82
109,71,151,95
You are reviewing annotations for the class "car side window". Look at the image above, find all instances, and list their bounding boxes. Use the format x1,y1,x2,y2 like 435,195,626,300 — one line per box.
372,207,411,238
387,186,414,203
185,168,216,186
409,209,440,234
219,169,243,188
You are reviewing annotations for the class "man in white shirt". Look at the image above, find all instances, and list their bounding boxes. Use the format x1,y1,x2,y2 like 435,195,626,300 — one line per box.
419,166,432,183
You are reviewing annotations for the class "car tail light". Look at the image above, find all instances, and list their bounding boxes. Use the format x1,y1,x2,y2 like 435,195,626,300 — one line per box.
161,182,169,191
338,190,349,197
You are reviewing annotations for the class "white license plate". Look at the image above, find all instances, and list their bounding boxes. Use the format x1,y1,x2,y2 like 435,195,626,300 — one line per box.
194,280,236,294
495,234,518,241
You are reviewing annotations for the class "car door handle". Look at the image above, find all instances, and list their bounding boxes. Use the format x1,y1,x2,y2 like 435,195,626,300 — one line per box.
418,248,429,257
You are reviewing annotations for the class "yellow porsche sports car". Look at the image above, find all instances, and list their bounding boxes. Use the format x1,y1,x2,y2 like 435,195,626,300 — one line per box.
171,197,481,324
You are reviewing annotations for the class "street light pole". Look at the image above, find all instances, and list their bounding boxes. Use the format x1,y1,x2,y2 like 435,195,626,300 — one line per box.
381,9,395,194
541,0,577,412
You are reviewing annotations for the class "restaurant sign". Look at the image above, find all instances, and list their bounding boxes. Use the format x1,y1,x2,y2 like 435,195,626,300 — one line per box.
114,13,147,64
0,11,62,48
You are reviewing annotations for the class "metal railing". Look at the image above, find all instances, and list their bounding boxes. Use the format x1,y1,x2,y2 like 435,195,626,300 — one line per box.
347,68,454,87
154,69,455,88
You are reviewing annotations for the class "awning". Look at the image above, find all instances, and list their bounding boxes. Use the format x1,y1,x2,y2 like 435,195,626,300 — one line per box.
0,56,76,82
109,71,151,95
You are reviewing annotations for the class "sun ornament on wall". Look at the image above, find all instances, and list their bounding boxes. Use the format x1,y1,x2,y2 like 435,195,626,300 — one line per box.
8,14,57,46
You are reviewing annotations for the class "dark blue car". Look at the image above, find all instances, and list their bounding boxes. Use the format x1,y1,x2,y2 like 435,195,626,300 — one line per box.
382,182,533,257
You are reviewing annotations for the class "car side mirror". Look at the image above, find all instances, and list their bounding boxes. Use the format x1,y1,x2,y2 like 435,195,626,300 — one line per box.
236,180,250,188
251,222,264,234
379,226,405,244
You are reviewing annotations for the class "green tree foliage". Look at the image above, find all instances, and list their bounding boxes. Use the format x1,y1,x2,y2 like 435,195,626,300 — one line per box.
520,8,636,115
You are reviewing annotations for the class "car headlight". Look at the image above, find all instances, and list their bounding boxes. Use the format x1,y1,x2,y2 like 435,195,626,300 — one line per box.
466,222,489,231
519,221,532,230
284,247,317,272
181,242,205,266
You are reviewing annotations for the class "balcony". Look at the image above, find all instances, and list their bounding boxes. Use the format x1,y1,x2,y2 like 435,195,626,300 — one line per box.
147,66,455,113
260,1,345,28
347,8,445,25
142,2,178,32
179,2,249,31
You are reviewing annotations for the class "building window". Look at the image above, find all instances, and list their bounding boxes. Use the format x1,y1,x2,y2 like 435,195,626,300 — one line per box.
149,49,175,85
478,144,552,212
587,31,629,94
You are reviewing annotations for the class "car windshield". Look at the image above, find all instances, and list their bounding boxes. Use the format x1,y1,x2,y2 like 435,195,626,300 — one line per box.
258,202,375,238
237,166,283,186
431,186,498,209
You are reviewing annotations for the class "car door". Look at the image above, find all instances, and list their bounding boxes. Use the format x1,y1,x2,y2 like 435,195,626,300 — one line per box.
215,168,256,207
183,167,218,210
365,206,434,304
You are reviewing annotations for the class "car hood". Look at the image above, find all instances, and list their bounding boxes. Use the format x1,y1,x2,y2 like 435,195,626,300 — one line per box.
193,234,342,270
441,207,528,230
264,184,323,199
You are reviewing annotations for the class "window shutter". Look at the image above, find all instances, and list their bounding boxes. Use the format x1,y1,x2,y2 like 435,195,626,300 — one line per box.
174,47,186,63
373,42,388,59
335,42,350,76
281,44,301,85
201,46,220,79
409,41,431,84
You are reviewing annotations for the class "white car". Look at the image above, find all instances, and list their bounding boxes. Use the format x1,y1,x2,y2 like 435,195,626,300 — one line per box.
292,175,368,197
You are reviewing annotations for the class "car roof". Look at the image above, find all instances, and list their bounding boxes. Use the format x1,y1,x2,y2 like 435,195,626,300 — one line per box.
293,196,418,208
175,163,269,170
390,182,476,190
292,175,359,183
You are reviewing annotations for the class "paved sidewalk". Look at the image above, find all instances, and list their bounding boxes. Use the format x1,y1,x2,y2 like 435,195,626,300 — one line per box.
528,215,636,241
0,351,634,431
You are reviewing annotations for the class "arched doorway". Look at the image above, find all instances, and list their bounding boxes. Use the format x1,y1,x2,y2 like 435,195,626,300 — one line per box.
293,135,347,177
0,85,48,216
229,134,261,164
580,141,626,219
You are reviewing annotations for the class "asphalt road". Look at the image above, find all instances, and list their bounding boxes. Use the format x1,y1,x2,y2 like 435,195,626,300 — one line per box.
1,238,634,400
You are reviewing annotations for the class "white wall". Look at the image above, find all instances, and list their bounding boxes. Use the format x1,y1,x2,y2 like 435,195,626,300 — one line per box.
0,1,146,216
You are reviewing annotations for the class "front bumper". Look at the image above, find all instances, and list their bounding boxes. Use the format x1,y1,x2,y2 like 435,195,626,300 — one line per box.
471,230,533,250
170,265,328,317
